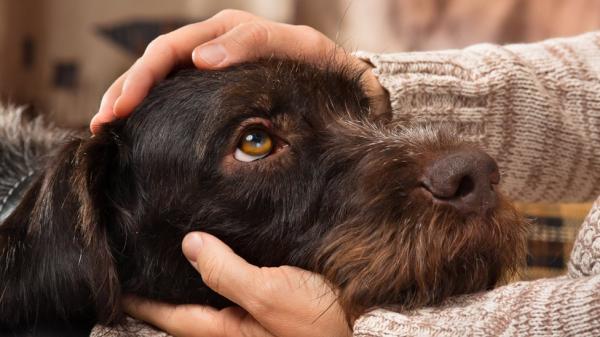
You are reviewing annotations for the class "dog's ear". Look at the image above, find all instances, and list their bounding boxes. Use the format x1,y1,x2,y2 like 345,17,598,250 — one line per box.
0,132,125,327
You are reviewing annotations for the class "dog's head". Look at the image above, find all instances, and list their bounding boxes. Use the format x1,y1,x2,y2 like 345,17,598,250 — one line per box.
0,60,527,327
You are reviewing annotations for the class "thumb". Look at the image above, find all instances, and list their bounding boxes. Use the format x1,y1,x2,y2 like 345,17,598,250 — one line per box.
191,21,337,69
182,232,264,309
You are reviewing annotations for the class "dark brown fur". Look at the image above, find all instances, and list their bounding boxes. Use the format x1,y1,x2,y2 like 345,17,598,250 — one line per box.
0,60,527,333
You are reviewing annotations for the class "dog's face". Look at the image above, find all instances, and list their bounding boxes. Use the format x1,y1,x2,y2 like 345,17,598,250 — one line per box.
0,60,526,328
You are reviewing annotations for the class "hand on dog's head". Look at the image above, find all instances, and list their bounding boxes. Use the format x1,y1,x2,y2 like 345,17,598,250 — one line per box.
0,59,527,328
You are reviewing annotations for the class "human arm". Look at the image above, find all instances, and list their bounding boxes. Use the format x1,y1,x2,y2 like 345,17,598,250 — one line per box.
356,32,600,203
354,274,600,337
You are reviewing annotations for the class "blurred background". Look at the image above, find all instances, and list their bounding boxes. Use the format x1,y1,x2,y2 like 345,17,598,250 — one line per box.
1,0,599,280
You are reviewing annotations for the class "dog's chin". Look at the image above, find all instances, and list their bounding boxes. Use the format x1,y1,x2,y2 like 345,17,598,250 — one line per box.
315,193,527,323
440,194,528,284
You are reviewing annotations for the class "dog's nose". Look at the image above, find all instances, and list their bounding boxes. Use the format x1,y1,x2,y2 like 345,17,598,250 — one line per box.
421,149,500,216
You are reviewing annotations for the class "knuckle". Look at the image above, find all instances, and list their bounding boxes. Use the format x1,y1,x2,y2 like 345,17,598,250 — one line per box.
237,312,257,337
126,58,146,79
297,25,318,35
297,25,319,39
217,307,240,337
144,34,167,54
245,297,270,318
200,257,224,291
214,8,252,20
130,57,143,69
296,25,326,46
245,268,278,315
214,8,237,18
161,307,190,337
211,9,257,38
143,39,177,67
104,82,120,97
241,21,271,46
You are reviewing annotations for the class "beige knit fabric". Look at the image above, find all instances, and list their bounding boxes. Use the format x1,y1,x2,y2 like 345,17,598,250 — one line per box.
91,32,600,336
569,197,600,279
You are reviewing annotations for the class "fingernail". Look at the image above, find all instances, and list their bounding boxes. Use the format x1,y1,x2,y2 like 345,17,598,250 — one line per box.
194,44,226,66
182,232,204,263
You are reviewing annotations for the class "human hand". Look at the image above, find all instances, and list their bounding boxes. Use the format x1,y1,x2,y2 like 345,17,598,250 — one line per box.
123,232,351,337
91,9,386,133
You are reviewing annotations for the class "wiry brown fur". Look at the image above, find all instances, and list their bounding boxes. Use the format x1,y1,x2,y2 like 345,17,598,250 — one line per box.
313,124,526,321
0,59,527,335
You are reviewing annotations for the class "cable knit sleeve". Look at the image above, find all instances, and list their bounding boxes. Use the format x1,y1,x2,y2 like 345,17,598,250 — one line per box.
569,197,600,278
353,275,600,337
355,32,600,203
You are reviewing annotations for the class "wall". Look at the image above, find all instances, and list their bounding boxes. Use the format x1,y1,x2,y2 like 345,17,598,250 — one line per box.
0,0,293,126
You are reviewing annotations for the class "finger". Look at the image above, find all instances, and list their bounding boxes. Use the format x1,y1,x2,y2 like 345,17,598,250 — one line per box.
90,71,128,133
125,296,275,337
112,10,256,118
182,232,264,309
192,22,339,69
124,295,224,337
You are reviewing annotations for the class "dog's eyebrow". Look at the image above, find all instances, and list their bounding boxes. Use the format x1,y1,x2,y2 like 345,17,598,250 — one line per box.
254,93,272,112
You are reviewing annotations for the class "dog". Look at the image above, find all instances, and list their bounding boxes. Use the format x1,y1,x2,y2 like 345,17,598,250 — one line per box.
0,60,527,335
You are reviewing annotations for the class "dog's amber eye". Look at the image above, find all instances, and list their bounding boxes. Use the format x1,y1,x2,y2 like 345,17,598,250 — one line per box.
234,129,273,162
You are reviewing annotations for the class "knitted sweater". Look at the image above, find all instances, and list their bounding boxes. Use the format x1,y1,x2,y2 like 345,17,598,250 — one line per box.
91,32,600,337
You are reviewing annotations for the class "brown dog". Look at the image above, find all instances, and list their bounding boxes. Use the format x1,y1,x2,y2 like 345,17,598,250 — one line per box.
0,60,527,335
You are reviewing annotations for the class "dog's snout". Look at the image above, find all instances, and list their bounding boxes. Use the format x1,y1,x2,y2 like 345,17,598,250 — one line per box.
421,149,500,216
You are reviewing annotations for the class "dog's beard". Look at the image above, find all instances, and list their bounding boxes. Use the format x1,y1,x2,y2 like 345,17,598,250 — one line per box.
314,194,527,322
